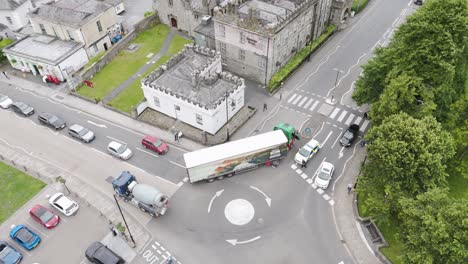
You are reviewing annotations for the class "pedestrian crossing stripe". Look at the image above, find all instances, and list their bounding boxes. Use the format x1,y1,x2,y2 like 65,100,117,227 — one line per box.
345,113,355,126
292,95,303,105
337,110,348,122
288,94,298,103
298,97,308,107
304,98,314,109
310,101,319,111
360,119,369,132
329,108,340,119
354,116,362,126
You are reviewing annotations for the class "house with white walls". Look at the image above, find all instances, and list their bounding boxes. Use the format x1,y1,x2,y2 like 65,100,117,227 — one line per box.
141,44,245,135
0,0,34,38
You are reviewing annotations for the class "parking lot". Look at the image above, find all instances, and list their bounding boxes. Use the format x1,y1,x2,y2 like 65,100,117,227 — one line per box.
0,184,109,264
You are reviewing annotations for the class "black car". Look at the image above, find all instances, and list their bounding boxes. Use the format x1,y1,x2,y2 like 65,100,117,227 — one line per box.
85,242,125,264
38,113,66,130
414,0,423,5
340,124,360,147
11,102,34,116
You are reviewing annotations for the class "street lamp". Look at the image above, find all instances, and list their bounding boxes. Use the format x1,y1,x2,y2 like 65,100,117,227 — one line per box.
112,194,136,248
225,89,236,141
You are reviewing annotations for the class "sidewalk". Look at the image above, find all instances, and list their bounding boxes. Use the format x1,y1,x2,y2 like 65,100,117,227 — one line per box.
0,74,204,152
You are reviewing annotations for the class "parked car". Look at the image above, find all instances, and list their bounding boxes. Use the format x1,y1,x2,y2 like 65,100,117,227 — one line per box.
68,124,95,143
85,241,125,264
340,124,360,147
38,112,66,130
314,162,334,189
10,102,34,116
0,241,22,264
294,138,320,164
9,225,41,250
141,135,169,154
414,0,423,5
29,204,60,229
0,94,13,109
107,141,133,160
49,192,79,216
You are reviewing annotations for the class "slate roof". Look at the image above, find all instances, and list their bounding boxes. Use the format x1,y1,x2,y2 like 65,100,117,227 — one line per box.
28,0,120,28
0,0,28,10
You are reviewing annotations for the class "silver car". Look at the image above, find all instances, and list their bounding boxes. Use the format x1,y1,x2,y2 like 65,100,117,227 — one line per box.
68,124,95,143
107,141,133,160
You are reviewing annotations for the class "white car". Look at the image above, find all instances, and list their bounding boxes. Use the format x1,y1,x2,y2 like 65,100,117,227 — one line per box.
107,141,133,160
314,162,334,189
0,94,13,109
49,193,79,216
295,139,321,164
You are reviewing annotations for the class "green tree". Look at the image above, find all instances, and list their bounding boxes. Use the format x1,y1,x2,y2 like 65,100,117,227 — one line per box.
358,113,454,219
398,188,468,264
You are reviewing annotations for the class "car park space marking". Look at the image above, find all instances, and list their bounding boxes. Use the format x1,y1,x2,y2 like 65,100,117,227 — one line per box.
303,98,314,109
309,101,320,111
90,147,108,156
329,108,340,119
106,136,126,144
344,113,355,126
360,119,370,132
182,177,189,182
291,95,303,105
169,161,185,169
287,93,297,103
137,147,160,158
297,97,308,107
26,223,50,238
337,110,348,122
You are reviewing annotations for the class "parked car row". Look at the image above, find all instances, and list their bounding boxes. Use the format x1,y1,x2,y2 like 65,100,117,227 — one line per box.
0,193,79,264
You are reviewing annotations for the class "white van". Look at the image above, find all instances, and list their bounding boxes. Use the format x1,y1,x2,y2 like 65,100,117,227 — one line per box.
295,139,321,164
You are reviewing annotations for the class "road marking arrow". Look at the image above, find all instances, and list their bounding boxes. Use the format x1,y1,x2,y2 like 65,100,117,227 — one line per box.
207,189,224,213
339,146,345,159
87,120,107,128
226,236,261,246
249,186,272,207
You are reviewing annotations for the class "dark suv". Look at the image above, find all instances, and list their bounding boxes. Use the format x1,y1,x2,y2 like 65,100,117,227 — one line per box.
11,102,34,116
340,124,360,147
85,242,125,264
38,112,66,130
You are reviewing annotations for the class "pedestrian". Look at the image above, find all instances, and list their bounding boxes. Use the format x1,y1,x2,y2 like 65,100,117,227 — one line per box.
279,92,282,100
263,103,267,111
347,183,353,194
174,132,179,142
167,256,173,264
363,112,368,119
2,71,9,79
301,160,307,169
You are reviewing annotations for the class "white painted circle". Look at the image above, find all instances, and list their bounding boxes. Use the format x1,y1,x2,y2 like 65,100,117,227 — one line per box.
224,199,255,225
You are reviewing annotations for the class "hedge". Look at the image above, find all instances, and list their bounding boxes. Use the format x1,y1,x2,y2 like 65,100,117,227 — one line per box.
0,38,14,62
351,0,370,14
267,25,336,92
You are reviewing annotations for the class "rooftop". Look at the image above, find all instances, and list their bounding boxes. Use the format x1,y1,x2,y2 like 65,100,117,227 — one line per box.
3,34,84,65
0,0,28,10
28,0,120,28
143,45,244,110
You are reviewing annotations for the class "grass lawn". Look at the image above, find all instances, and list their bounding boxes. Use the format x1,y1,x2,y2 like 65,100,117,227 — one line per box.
108,34,191,113
77,24,170,101
0,162,46,224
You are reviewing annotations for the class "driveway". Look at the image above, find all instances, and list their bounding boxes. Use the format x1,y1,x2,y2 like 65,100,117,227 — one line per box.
120,0,154,27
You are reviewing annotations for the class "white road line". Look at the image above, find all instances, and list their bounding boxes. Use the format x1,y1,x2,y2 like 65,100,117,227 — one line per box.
329,200,335,206
353,116,363,126
177,181,183,187
310,101,319,111
306,178,313,184
152,245,157,250
287,94,298,103
297,97,308,107
90,148,107,156
182,177,189,182
136,147,159,158
161,246,166,251
360,120,370,132
291,164,297,170
157,250,162,255
106,136,126,144
155,241,160,246
303,98,314,109
292,95,303,105
322,131,333,146
337,110,348,122
301,173,308,179
296,169,303,174
329,108,340,119
345,113,355,126
316,188,324,194
331,132,343,149
323,194,330,201
170,161,186,169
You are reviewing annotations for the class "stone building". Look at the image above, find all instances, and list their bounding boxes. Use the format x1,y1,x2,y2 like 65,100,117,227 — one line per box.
153,0,217,36
141,44,245,135
209,0,334,84
0,0,35,38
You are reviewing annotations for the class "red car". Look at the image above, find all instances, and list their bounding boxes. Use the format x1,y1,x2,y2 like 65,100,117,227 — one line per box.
141,135,169,154
29,205,60,229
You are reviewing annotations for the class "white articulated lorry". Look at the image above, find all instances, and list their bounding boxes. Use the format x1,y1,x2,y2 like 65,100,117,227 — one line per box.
184,130,289,183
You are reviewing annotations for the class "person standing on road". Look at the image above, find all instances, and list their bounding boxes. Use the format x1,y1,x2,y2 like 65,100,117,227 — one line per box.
174,132,179,142
347,183,353,194
263,103,268,111
301,160,307,169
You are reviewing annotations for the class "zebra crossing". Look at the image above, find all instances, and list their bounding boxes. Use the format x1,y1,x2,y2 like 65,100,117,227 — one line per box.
285,93,370,133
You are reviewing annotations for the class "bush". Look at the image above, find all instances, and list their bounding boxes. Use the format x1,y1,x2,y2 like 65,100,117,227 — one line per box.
267,25,336,93
352,0,370,14
144,11,155,18
0,38,14,62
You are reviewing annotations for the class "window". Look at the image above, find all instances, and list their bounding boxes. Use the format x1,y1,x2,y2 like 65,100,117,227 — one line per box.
96,21,102,32
238,49,245,61
196,114,203,125
6,17,12,25
39,23,46,34
258,57,266,68
174,105,180,111
219,42,226,54
240,32,246,43
168,0,173,7
153,97,160,107
218,25,225,37
67,30,75,41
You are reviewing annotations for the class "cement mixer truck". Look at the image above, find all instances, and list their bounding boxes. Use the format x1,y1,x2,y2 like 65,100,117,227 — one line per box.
112,171,169,217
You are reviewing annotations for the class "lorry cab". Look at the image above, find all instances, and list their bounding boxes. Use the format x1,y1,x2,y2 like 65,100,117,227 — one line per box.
112,171,135,198
295,139,321,164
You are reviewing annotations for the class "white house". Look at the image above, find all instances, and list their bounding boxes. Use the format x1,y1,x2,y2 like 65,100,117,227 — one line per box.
0,0,34,38
141,44,245,135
